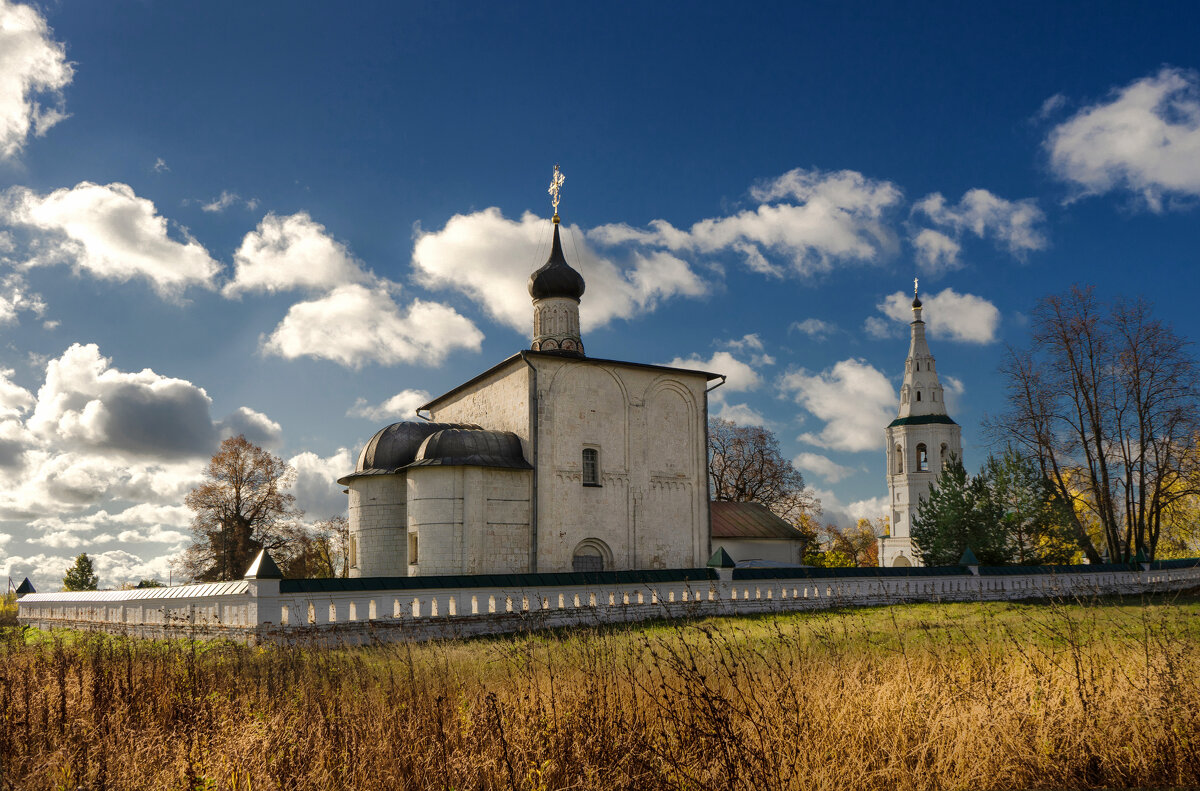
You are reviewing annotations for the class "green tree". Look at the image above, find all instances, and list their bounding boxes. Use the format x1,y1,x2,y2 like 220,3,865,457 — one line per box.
911,458,1011,566
62,553,99,591
983,448,1080,565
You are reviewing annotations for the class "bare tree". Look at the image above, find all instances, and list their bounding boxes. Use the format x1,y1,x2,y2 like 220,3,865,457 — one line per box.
181,435,303,581
991,287,1200,561
708,418,820,524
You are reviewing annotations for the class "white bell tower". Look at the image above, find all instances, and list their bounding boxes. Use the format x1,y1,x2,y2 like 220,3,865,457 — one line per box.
878,281,962,567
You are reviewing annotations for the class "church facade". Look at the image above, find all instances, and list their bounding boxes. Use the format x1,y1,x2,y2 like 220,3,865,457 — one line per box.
878,287,962,567
339,175,717,577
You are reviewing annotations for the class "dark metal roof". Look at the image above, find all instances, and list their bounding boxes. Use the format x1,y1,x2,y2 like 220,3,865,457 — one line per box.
708,547,736,568
710,501,805,540
14,577,35,595
1149,557,1200,570
245,549,283,580
419,351,721,413
980,562,1142,575
528,221,585,301
408,428,532,470
733,565,971,580
355,421,477,472
887,414,958,428
280,567,716,593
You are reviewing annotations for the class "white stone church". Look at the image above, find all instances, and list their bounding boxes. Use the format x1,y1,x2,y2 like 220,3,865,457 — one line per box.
877,287,962,567
339,182,718,577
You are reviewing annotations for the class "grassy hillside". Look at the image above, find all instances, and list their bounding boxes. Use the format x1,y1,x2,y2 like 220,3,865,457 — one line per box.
2,594,1199,790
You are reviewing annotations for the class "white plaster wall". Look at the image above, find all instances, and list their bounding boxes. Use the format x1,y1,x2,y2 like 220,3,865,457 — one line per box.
883,422,962,567
407,466,464,576
428,360,531,446
713,538,805,565
408,466,533,575
347,474,408,577
533,357,710,572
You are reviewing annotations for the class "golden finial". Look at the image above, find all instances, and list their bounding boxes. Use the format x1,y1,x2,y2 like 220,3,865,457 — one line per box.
548,164,565,224
914,277,919,297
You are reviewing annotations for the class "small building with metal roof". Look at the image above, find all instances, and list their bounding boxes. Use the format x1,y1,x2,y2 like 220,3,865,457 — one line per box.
709,501,809,566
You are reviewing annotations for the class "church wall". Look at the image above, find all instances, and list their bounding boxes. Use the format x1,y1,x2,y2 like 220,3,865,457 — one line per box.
407,466,533,576
407,467,464,576
532,357,710,572
427,361,531,446
347,474,408,578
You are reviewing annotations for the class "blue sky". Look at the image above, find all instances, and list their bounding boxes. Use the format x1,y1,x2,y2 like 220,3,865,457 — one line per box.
2,1,1199,589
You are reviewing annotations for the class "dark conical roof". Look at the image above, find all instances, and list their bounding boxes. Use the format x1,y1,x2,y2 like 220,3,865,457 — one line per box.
244,549,283,580
528,221,585,301
15,577,35,595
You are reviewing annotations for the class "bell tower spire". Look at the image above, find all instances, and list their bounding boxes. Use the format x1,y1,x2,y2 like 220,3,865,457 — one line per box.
529,165,586,355
879,282,963,568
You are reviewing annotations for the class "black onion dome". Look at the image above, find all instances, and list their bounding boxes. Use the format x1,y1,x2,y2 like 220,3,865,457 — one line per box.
528,222,585,301
409,428,532,470
912,294,922,308
354,421,480,473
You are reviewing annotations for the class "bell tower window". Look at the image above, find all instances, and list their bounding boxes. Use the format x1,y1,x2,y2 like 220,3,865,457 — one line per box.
917,444,929,472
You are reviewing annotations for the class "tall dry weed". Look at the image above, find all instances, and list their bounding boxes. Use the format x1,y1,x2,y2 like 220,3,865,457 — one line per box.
0,593,1197,790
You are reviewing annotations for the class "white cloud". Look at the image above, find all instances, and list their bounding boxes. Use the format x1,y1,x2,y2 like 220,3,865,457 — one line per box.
223,212,366,296
792,452,855,484
289,448,352,520
781,358,896,452
664,350,760,392
863,315,894,340
0,0,73,159
846,495,889,523
877,287,1000,344
912,189,1047,260
0,272,45,324
591,168,903,278
911,228,962,274
348,388,431,422
1046,67,1200,210
201,191,258,213
1,182,220,298
722,333,764,352
413,208,709,333
216,406,283,449
262,283,483,368
790,318,836,340
711,397,767,427
27,343,218,458
152,157,169,173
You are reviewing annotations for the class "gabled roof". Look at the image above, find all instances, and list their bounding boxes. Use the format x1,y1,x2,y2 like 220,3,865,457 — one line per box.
420,351,722,412
710,501,806,541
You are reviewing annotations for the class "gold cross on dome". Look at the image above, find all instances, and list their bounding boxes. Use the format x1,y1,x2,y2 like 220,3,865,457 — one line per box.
548,164,565,217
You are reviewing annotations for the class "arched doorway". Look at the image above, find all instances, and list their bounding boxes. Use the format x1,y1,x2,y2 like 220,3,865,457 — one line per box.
572,538,612,572
893,554,912,568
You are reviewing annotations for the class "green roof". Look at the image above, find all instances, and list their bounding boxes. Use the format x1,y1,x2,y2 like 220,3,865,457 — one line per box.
887,414,958,428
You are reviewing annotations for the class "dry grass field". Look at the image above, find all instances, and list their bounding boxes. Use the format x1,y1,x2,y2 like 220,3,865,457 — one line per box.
1,593,1199,790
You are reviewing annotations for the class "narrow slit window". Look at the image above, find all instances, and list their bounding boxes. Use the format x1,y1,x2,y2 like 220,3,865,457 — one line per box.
582,448,600,486
408,533,418,565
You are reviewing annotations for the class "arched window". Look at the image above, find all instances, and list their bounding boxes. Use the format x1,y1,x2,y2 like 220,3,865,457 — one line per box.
917,443,929,472
894,445,904,474
916,390,921,402
940,443,949,469
582,447,600,486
